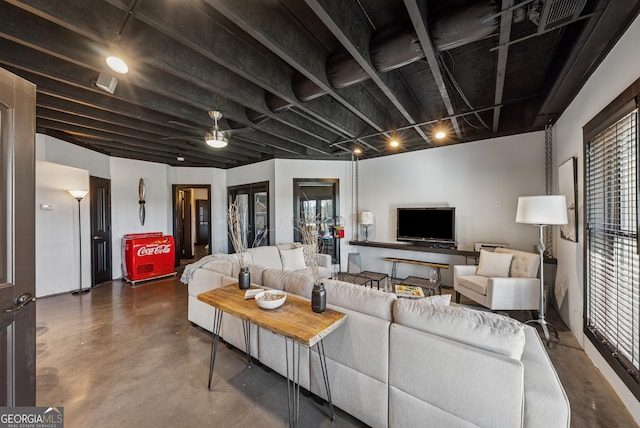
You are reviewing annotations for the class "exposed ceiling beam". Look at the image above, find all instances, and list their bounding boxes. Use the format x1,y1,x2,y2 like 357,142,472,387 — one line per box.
199,0,392,135
403,0,462,139
492,0,515,132
304,0,432,145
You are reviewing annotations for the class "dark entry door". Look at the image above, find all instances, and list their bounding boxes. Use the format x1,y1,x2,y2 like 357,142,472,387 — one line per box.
90,176,112,285
0,68,36,405
196,199,209,244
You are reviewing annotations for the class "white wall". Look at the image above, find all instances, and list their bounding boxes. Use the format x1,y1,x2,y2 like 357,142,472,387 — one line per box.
35,161,90,296
354,132,545,283
109,158,172,278
554,13,640,422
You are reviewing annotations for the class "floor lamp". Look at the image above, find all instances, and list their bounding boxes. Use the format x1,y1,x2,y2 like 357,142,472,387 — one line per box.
69,190,89,295
516,195,567,346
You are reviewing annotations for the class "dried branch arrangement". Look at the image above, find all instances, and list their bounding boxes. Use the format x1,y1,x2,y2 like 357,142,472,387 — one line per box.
227,201,251,268
297,216,320,284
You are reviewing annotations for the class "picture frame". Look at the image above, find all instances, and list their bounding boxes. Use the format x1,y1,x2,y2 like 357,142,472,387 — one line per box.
558,157,578,242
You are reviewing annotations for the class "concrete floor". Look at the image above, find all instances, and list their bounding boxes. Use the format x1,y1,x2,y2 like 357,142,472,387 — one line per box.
35,276,638,427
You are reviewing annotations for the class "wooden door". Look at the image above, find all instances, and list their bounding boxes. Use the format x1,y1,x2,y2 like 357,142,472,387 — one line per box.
180,189,193,258
196,199,209,245
90,176,112,285
0,67,36,405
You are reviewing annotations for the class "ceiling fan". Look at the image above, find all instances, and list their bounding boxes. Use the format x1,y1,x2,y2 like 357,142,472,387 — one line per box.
205,110,228,148
165,110,253,148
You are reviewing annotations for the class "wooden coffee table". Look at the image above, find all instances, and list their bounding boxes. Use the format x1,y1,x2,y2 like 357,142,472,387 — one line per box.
198,285,347,428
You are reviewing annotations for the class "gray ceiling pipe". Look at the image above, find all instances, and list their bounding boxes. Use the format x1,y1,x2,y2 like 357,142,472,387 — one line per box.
264,2,499,116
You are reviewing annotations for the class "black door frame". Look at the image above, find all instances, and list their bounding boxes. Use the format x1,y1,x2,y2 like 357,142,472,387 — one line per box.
172,184,211,266
293,178,340,262
227,181,270,250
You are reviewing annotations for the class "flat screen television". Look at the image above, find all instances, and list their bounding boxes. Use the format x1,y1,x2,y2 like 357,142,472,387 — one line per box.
396,207,455,246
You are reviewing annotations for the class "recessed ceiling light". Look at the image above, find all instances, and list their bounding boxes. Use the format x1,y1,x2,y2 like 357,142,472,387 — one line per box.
176,155,185,162
390,139,399,148
106,55,128,74
435,130,446,139
353,146,362,154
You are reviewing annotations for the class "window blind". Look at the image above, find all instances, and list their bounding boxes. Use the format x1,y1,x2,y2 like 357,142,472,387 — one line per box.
586,108,639,379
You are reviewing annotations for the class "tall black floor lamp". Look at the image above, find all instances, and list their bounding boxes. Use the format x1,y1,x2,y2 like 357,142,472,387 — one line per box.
69,190,89,295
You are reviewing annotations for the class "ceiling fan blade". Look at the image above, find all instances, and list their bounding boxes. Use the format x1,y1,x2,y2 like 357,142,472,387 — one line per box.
169,120,203,130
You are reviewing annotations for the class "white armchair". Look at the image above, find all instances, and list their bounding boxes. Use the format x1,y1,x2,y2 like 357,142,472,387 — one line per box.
454,247,540,311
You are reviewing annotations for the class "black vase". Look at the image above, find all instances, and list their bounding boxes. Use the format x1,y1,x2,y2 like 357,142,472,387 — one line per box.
312,282,326,313
238,267,251,290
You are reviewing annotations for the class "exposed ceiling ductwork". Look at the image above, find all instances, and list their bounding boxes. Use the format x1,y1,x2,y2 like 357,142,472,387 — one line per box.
274,1,500,118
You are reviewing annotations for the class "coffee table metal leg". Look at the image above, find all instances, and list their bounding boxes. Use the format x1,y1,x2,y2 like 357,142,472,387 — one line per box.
317,339,335,421
208,308,223,390
285,337,301,428
242,320,252,368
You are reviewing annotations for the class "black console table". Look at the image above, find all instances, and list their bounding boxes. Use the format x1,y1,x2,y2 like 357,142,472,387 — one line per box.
349,240,479,263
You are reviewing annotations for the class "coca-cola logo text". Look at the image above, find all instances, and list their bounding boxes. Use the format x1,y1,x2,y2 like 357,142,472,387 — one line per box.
137,244,172,257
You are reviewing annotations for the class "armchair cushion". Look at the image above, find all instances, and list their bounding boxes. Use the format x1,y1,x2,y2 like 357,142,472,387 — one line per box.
495,247,540,278
456,275,489,296
477,250,513,278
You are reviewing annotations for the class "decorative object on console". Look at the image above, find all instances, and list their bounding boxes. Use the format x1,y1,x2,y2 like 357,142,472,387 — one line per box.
516,195,567,345
138,178,145,226
359,211,374,241
227,200,252,289
68,190,89,295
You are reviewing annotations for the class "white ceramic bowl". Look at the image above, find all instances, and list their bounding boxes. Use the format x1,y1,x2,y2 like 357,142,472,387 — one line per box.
255,290,287,310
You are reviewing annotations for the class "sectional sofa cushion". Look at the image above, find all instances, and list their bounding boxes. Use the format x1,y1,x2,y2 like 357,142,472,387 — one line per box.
393,301,526,359
280,247,307,271
477,249,513,277
262,268,315,297
201,259,234,276
323,279,397,321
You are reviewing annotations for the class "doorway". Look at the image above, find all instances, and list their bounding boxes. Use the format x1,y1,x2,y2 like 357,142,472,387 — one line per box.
172,185,211,266
90,176,112,285
293,178,339,262
228,181,270,249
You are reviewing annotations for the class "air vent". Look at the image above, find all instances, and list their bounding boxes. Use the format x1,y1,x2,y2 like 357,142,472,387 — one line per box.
530,0,587,33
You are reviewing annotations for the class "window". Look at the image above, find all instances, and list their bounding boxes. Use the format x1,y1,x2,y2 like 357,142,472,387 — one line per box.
584,92,640,398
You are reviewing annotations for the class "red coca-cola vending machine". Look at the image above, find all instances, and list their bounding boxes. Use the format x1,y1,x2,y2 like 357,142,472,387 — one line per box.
122,232,175,285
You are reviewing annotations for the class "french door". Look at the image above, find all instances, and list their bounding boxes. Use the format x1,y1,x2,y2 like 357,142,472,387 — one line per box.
228,182,269,250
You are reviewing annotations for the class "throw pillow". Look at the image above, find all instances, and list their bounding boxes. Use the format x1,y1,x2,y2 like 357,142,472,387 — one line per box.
477,249,513,278
280,247,307,271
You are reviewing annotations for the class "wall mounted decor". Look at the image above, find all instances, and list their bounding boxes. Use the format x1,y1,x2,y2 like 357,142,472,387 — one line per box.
139,178,146,225
558,157,577,242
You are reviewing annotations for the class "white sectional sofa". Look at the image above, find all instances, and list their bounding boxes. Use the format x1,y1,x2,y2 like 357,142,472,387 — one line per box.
184,255,570,428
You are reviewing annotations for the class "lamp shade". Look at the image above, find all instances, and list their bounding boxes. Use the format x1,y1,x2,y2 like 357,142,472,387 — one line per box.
359,211,374,225
68,190,89,200
516,195,568,225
